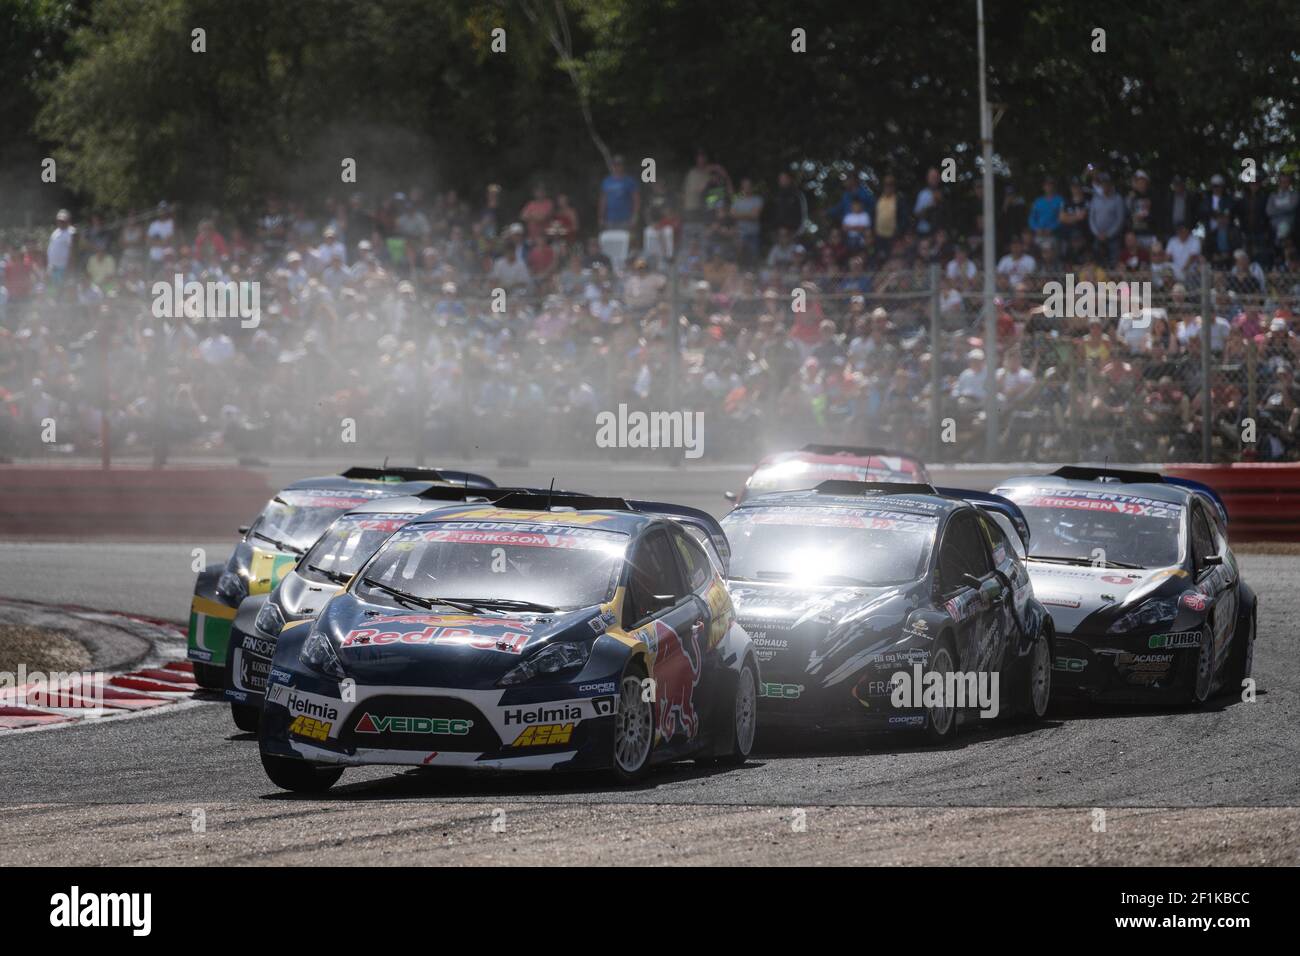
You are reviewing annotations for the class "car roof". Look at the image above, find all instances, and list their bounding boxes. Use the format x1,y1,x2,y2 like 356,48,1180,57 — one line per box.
735,480,960,519
281,474,442,496
757,445,925,470
407,503,650,535
994,473,1192,508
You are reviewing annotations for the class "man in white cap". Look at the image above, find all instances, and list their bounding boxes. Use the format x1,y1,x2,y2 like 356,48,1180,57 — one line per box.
47,210,76,287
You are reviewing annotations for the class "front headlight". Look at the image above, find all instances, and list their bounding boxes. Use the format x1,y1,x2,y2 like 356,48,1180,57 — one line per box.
299,629,346,679
216,569,247,604
255,600,286,637
1108,598,1179,633
499,641,591,686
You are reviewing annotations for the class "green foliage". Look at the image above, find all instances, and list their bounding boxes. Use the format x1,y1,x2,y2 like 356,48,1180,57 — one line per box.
13,0,1300,216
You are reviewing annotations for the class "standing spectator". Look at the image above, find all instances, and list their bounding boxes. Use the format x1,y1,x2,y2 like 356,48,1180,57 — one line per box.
1239,177,1273,266
148,201,177,269
520,183,555,242
764,170,807,241
731,177,764,265
1059,177,1089,248
1028,176,1063,249
912,167,944,236
873,173,906,242
1204,209,1243,270
598,155,640,231
46,210,76,287
841,198,871,252
1198,173,1234,227
1088,173,1126,265
1159,175,1197,236
85,242,117,289
1126,170,1156,246
1266,170,1298,250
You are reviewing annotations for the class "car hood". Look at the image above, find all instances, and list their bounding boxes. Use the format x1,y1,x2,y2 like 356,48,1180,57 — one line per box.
1023,560,1184,633
316,594,606,687
276,570,344,620
727,579,916,682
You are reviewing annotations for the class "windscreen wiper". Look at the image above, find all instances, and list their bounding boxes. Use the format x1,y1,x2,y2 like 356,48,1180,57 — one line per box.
306,564,351,585
250,530,305,556
361,577,438,610
1030,555,1143,570
456,597,558,613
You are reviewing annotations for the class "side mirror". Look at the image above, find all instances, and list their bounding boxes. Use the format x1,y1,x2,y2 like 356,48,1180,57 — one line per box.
649,593,678,614
723,491,738,502
1202,554,1223,566
238,525,251,536
962,573,983,589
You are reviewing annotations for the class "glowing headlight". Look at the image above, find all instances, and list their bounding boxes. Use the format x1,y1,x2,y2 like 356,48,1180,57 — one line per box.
499,641,590,686
255,600,286,637
1108,598,1179,633
216,569,247,604
299,629,346,679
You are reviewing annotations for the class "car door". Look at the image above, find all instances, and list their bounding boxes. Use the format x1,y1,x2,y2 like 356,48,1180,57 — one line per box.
623,527,708,752
935,510,1005,676
1190,500,1235,667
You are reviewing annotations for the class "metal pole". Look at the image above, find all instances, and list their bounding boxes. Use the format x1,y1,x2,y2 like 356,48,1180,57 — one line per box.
929,263,941,462
977,0,998,460
668,255,680,410
1200,276,1212,462
152,307,166,469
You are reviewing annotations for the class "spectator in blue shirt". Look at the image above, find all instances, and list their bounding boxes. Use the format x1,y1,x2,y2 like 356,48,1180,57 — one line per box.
1029,176,1063,248
598,155,640,230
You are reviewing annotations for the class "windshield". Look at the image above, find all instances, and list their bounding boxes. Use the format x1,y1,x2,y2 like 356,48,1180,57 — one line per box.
999,487,1185,569
747,457,920,496
356,521,627,611
249,490,388,551
723,505,936,587
299,513,415,583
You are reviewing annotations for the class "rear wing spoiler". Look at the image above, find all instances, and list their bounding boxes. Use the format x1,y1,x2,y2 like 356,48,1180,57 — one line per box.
627,500,731,574
812,479,938,497
1049,466,1228,525
413,484,573,504
342,466,497,488
936,487,1032,548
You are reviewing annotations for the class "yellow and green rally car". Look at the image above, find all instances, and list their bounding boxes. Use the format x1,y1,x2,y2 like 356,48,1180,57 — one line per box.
187,466,496,688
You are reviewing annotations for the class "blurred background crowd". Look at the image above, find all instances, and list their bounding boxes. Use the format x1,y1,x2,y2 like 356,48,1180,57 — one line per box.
3,157,1300,465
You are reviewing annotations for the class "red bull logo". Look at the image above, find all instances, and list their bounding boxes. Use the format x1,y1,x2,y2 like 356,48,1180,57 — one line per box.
644,619,702,741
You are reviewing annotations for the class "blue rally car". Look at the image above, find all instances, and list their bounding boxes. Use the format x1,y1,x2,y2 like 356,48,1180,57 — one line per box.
188,465,495,689
992,466,1256,705
258,492,755,792
721,480,1054,741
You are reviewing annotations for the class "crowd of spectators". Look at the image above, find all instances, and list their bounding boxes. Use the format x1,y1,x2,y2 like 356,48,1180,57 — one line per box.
3,155,1300,464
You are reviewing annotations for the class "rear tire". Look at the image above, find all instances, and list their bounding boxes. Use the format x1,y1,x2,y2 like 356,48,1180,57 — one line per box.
1223,610,1255,694
1188,627,1214,708
231,702,260,733
1016,630,1052,721
191,661,224,689
260,753,343,793
610,661,653,785
925,635,959,743
718,656,758,766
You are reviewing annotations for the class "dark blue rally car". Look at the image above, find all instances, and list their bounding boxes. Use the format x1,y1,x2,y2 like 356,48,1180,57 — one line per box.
258,492,755,792
992,466,1256,705
722,480,1054,741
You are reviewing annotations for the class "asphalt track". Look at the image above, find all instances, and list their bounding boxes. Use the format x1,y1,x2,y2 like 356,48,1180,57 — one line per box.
1,464,1297,865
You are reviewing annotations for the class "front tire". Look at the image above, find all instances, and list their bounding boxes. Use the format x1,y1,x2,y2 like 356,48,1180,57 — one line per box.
192,661,224,690
231,702,260,733
717,656,758,766
1016,630,1052,721
610,661,654,784
925,635,959,743
260,753,343,793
